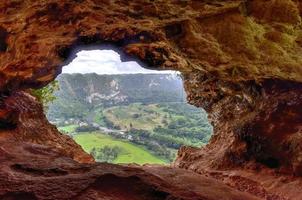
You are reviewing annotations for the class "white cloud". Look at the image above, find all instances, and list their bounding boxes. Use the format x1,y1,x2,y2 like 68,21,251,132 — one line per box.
62,50,176,74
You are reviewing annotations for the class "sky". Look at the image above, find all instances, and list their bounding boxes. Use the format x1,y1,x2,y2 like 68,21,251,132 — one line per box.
62,50,176,74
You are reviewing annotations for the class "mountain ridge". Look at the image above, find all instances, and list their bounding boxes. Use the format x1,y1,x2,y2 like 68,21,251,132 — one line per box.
47,73,186,120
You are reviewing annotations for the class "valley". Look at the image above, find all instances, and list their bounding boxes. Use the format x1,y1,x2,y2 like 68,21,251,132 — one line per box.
49,73,212,164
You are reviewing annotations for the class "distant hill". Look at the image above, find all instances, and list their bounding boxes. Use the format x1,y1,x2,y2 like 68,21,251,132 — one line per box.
47,73,186,120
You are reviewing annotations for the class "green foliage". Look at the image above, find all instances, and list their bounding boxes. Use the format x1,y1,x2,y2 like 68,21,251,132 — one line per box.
75,125,99,132
31,81,59,110
90,146,122,163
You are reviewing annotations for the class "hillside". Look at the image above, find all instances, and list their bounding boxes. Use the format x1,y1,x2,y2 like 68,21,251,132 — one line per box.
47,73,185,121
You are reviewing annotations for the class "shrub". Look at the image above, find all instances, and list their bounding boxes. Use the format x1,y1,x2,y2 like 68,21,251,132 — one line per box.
31,81,59,110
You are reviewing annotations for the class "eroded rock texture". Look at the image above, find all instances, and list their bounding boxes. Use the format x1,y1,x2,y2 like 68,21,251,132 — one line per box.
0,0,301,199
0,90,93,163
0,140,260,200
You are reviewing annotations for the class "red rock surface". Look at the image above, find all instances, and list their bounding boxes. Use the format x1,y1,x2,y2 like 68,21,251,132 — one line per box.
0,90,93,163
0,139,260,200
0,0,301,199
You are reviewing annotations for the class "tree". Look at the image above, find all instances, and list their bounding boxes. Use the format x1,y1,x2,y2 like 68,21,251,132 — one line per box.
31,81,59,110
90,146,122,163
90,147,97,158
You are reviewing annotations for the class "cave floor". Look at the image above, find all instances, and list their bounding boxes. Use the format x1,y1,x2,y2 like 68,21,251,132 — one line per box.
0,139,261,200
2,138,301,200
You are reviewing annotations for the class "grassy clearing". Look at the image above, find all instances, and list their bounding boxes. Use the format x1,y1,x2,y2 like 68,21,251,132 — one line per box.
103,103,171,130
73,132,166,165
58,125,78,133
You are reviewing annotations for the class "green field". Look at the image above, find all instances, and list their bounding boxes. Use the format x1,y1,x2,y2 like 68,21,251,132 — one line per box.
57,102,212,163
103,103,171,130
58,125,78,133
73,132,166,165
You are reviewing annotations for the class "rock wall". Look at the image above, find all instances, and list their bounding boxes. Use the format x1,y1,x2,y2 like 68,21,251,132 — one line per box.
0,0,301,199
176,76,302,173
0,90,93,163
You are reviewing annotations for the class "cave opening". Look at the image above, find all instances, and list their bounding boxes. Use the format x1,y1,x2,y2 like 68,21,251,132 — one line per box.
39,47,213,165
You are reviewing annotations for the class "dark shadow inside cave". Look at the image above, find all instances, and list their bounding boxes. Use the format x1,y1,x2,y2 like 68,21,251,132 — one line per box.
35,46,213,165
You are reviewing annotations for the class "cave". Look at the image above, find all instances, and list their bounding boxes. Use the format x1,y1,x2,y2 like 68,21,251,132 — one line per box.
0,0,302,200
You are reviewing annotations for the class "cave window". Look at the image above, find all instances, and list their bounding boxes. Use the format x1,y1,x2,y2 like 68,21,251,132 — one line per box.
45,48,213,165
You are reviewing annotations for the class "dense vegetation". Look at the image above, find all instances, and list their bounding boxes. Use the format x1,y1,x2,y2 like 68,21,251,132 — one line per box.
102,103,212,161
47,73,212,164
90,146,122,163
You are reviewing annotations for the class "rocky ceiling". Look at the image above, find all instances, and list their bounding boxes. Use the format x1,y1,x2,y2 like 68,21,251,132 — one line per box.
0,0,301,199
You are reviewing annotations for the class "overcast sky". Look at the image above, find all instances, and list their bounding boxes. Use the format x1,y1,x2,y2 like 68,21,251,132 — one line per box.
62,50,175,74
